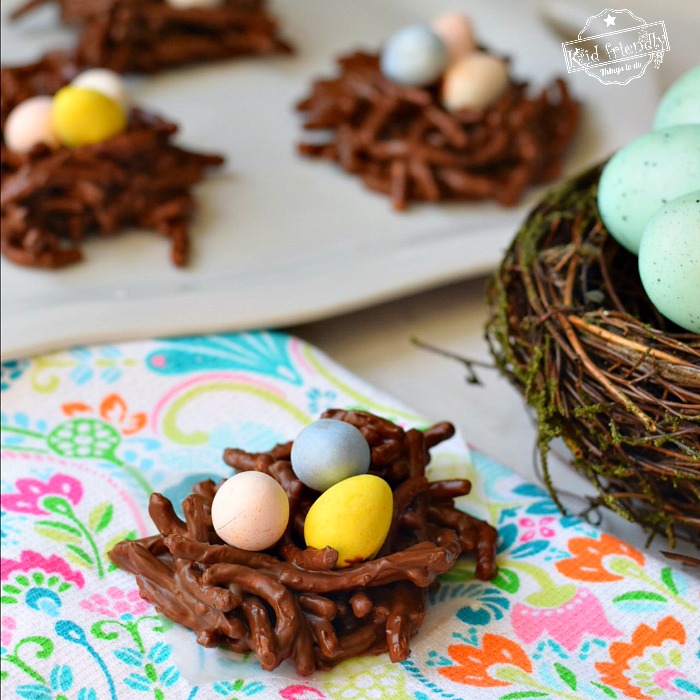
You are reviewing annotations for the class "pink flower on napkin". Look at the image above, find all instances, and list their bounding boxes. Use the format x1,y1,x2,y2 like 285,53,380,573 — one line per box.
280,686,326,700
0,616,16,649
518,516,556,542
512,588,622,650
1,474,82,515
1,550,85,588
80,586,152,619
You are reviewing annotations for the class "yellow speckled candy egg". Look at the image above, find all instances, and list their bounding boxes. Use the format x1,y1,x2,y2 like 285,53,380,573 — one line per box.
639,190,700,333
52,86,127,148
597,125,700,254
304,474,393,568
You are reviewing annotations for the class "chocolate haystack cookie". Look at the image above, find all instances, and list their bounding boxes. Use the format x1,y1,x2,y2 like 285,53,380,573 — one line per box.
11,0,292,73
1,56,224,268
109,409,498,675
297,52,580,210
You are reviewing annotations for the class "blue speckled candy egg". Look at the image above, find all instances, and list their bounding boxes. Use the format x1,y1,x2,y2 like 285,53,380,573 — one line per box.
380,24,448,87
639,190,700,333
291,419,371,492
597,125,700,254
654,65,700,129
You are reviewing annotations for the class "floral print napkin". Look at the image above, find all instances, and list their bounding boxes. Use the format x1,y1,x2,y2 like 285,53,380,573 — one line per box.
2,331,698,700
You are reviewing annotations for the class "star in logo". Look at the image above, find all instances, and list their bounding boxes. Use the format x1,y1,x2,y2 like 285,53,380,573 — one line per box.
604,13,616,27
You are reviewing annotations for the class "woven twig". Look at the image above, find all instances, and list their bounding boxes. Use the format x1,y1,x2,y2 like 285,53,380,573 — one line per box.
486,164,700,548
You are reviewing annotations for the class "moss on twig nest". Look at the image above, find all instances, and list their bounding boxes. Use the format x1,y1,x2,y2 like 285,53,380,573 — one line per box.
486,164,700,550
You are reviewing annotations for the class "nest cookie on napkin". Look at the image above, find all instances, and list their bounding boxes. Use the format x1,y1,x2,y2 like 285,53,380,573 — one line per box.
110,408,499,675
1,331,698,699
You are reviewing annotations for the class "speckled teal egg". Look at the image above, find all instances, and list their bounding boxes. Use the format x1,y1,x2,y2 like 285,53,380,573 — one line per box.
597,125,700,254
639,190,700,333
654,65,700,129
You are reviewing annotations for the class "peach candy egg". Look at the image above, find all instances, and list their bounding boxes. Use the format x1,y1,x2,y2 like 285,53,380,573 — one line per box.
442,52,509,112
4,96,59,153
166,0,223,8
211,471,289,551
432,13,477,61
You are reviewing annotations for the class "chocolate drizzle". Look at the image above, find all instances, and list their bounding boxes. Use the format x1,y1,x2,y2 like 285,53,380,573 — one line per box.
11,0,292,73
1,56,224,268
297,52,580,210
109,409,498,675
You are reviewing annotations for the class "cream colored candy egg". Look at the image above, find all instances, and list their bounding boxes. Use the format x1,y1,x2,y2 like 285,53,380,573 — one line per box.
442,52,509,112
4,96,59,153
52,86,127,148
72,69,130,111
166,0,223,8
211,471,289,551
431,12,477,61
304,474,393,569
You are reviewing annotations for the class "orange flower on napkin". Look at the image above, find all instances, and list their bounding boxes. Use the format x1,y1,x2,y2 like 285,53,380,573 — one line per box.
439,633,531,686
556,532,645,582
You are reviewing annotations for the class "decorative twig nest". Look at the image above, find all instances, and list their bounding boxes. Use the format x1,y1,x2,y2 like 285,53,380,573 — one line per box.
485,164,700,548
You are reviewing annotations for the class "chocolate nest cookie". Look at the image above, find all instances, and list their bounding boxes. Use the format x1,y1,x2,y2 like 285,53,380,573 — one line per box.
109,409,498,675
1,55,224,268
297,52,580,211
11,0,292,73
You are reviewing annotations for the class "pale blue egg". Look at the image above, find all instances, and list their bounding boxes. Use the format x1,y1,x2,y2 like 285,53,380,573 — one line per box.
597,125,700,254
654,65,700,129
291,419,371,492
639,190,700,333
380,24,448,87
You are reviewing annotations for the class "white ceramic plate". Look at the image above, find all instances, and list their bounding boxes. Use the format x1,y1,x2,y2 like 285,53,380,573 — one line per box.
1,0,668,360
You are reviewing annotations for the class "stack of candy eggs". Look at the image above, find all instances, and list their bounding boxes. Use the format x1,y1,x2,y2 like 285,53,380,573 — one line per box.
3,68,130,153
211,419,393,569
597,65,700,333
379,12,510,112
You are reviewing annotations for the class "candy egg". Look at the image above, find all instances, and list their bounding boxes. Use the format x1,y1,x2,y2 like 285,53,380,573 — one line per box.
597,125,700,254
211,471,289,551
52,86,127,148
380,24,448,87
441,52,509,112
166,0,222,7
3,96,59,153
653,65,700,129
291,419,370,492
431,13,477,61
639,190,700,333
304,474,393,568
72,69,130,111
